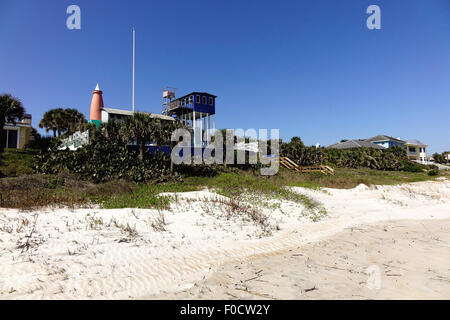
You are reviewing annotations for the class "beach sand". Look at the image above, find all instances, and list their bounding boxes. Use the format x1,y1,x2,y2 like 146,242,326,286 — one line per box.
1,178,449,299
152,218,450,299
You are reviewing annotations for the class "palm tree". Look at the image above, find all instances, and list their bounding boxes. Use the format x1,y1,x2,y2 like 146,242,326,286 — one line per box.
39,108,86,137
120,112,159,162
98,120,124,143
53,108,67,136
0,94,25,153
39,109,60,137
64,108,87,135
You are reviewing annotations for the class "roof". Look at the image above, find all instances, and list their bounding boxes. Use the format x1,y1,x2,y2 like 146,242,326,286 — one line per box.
102,108,175,121
366,135,405,143
327,139,386,150
405,139,427,146
174,92,218,101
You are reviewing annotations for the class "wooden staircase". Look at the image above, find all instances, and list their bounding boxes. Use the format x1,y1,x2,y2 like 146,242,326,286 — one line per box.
274,157,334,175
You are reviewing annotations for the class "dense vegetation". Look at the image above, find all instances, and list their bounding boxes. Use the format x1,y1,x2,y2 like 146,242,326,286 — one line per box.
281,137,429,172
34,141,176,183
432,152,449,164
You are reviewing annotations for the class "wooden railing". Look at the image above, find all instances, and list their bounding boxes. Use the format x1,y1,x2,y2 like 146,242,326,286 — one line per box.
273,157,334,175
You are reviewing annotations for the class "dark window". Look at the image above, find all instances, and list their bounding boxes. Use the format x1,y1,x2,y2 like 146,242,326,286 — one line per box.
209,97,213,105
196,95,200,103
189,96,193,104
409,147,416,153
7,129,18,148
202,96,206,104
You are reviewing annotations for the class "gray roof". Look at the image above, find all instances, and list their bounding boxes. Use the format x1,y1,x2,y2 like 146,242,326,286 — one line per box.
405,139,427,146
327,140,386,150
366,135,405,143
102,108,175,121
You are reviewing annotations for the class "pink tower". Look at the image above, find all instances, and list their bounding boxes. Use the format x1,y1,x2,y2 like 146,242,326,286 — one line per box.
89,84,104,127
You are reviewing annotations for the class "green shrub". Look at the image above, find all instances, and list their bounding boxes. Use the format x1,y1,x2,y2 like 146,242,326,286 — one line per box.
281,142,325,166
427,169,438,176
400,160,424,172
280,137,413,172
25,136,58,151
34,141,176,183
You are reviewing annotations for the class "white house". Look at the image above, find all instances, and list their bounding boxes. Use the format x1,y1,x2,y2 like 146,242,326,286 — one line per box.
405,140,428,164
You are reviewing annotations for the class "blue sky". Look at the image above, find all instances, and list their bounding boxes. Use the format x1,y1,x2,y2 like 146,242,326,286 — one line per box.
1,0,449,153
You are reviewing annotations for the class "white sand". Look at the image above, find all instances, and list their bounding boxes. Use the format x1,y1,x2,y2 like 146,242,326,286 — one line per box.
0,179,449,299
155,219,450,300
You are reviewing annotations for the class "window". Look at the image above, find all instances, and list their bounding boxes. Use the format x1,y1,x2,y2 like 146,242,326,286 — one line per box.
209,97,213,105
202,96,206,104
409,147,416,153
196,95,200,103
189,96,193,104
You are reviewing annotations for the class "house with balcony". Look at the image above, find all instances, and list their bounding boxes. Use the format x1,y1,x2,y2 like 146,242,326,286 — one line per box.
2,114,33,149
405,140,428,163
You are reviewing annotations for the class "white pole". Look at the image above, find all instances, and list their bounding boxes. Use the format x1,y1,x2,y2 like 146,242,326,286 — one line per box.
200,113,203,147
208,115,211,141
132,28,135,112
193,111,196,146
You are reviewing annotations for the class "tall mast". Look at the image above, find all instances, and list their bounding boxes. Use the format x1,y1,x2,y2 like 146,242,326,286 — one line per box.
132,27,135,112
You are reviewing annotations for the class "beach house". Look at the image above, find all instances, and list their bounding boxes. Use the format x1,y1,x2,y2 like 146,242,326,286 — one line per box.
2,114,33,149
405,140,428,163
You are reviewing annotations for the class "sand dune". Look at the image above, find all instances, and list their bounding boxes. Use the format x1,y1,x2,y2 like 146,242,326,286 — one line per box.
0,179,449,299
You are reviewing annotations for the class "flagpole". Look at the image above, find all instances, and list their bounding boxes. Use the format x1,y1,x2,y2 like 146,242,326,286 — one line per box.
132,27,135,112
